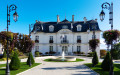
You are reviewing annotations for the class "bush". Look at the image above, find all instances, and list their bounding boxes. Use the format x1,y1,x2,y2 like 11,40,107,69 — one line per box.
92,52,99,67
110,49,118,60
39,52,42,55
9,51,21,70
35,51,39,57
87,52,94,57
101,52,113,71
45,52,49,54
27,52,35,65
3,50,7,58
10,50,14,59
100,50,107,58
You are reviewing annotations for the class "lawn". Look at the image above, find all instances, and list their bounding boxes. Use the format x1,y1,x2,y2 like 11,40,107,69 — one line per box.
85,63,120,75
44,58,84,62
0,62,40,75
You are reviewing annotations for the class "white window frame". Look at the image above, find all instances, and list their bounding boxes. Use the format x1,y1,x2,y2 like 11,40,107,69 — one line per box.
77,46,81,52
77,25,82,31
49,46,53,52
49,25,54,32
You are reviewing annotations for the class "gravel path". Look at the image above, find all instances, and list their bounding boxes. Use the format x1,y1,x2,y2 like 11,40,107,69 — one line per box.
17,56,99,75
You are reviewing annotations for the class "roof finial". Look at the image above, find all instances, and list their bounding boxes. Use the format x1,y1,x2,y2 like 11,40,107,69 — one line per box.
65,13,66,19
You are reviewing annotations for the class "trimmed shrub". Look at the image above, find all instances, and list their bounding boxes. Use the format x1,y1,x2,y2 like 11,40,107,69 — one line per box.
10,50,14,59
3,50,7,58
92,52,99,67
9,51,21,70
101,52,112,71
27,52,35,65
110,49,118,60
35,51,39,57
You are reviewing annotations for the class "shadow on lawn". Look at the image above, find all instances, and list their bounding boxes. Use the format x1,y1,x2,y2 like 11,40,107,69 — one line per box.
42,65,98,75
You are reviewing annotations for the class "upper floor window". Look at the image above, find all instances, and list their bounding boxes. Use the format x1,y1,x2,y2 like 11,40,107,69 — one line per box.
77,36,81,40
63,35,67,41
77,25,82,31
36,26,40,31
49,25,54,32
50,36,53,40
35,36,39,40
62,25,68,29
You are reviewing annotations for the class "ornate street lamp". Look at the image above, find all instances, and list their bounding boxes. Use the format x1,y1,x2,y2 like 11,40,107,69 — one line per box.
6,4,18,75
99,2,113,30
100,2,114,75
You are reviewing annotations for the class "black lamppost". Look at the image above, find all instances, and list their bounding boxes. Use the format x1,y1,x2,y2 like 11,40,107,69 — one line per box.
99,2,114,75
6,4,18,75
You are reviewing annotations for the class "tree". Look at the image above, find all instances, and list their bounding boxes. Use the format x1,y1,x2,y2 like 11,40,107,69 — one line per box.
2,50,7,58
9,51,21,70
27,52,35,65
92,51,99,67
101,52,113,71
89,39,100,52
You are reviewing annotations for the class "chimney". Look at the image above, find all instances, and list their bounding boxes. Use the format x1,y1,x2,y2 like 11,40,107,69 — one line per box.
95,18,97,22
36,20,38,23
83,17,87,23
57,15,60,24
72,15,74,23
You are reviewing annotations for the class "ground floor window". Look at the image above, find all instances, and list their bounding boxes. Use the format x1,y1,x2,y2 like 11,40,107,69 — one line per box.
35,46,39,51
49,46,53,52
77,46,81,52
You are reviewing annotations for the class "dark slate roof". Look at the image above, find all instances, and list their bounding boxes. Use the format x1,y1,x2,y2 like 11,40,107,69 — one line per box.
31,19,101,33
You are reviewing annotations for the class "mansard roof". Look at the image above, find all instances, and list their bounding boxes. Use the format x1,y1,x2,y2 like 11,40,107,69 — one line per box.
31,19,101,33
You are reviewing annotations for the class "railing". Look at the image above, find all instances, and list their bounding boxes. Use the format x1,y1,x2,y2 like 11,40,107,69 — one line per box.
49,40,54,43
77,40,81,43
35,39,39,43
61,40,69,44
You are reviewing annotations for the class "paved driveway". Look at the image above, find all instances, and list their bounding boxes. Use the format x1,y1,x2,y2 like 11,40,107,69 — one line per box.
18,56,99,75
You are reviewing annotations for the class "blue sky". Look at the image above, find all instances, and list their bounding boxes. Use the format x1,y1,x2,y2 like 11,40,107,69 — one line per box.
0,0,120,49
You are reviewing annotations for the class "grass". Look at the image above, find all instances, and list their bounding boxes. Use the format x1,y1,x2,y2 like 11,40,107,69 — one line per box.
44,58,84,62
85,63,120,75
0,62,40,75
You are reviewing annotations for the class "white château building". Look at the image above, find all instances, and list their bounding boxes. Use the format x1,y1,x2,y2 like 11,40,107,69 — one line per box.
31,15,101,56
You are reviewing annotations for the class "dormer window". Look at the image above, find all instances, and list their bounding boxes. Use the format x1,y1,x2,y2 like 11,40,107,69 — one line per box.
77,25,82,31
37,26,40,31
49,25,54,32
62,25,68,29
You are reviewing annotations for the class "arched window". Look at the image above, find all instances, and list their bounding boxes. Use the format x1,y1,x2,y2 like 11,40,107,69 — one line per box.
49,25,54,32
77,25,82,31
62,25,68,29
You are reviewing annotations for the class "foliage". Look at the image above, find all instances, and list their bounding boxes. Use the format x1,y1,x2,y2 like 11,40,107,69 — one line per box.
103,30,120,45
0,62,40,75
35,51,39,57
2,50,7,58
89,39,100,52
101,52,113,71
0,31,35,53
92,52,99,67
100,50,107,58
73,52,85,54
114,43,120,59
9,51,21,70
10,50,14,59
85,63,120,75
27,52,35,65
110,49,119,60
87,52,94,57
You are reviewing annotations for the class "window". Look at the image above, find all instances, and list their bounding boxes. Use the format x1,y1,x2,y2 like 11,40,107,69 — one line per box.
49,46,53,52
77,36,81,40
62,25,68,29
92,35,96,39
77,25,82,31
77,46,81,52
37,26,40,31
35,46,39,51
49,25,54,32
50,36,53,40
63,35,67,41
35,36,39,40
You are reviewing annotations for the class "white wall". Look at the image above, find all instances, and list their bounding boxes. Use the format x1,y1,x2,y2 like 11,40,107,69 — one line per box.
31,29,101,57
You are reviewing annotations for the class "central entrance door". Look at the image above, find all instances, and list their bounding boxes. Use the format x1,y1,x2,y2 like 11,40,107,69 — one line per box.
62,46,68,55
